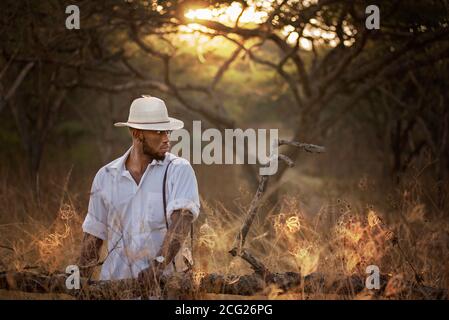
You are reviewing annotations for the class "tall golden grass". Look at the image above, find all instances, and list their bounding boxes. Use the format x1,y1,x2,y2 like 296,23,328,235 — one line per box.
1,165,448,300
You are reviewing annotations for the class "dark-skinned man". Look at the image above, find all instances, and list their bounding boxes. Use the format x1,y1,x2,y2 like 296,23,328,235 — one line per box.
79,96,200,299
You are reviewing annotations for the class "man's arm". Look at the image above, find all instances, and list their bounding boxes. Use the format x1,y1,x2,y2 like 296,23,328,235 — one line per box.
137,209,193,283
78,232,103,278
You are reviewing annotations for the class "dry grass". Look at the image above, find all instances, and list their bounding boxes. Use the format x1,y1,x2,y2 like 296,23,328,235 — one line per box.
1,166,448,300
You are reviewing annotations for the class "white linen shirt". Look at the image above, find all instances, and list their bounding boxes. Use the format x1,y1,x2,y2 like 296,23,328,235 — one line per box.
82,147,200,280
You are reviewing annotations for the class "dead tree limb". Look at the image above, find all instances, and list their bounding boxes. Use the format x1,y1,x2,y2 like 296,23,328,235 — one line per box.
231,142,325,252
229,140,325,275
228,249,272,279
278,140,326,153
1,270,447,300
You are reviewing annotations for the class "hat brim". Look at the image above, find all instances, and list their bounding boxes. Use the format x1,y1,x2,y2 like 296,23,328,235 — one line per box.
114,117,184,131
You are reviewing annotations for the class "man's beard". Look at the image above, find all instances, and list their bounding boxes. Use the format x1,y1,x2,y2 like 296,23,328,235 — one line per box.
141,136,166,161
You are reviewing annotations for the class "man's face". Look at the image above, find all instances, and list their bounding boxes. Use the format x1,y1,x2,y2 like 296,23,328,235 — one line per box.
138,130,171,161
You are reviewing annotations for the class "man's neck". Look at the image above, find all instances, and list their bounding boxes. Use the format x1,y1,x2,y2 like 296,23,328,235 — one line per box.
125,145,153,174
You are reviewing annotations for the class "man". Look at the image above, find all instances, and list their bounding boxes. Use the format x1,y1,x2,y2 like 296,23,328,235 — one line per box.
79,96,200,297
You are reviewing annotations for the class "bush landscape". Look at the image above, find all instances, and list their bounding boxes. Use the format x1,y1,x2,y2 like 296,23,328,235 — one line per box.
1,0,448,299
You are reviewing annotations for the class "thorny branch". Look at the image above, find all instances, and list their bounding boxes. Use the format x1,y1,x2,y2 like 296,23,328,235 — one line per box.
229,140,325,277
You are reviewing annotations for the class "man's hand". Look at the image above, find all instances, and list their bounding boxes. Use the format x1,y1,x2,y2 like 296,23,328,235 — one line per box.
137,260,165,298
138,261,163,284
157,209,194,265
137,209,193,294
78,233,103,279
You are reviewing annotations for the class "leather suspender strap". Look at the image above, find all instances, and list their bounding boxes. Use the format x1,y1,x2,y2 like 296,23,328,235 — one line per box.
162,160,194,272
162,160,173,231
162,160,176,271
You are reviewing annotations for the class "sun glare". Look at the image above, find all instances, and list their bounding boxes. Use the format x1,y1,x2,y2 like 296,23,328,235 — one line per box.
182,1,341,50
185,2,268,25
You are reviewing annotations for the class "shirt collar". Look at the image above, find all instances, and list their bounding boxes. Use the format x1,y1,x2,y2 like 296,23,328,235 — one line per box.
106,146,166,177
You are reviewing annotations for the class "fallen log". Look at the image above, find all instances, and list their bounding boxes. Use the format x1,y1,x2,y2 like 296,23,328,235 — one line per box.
1,270,447,300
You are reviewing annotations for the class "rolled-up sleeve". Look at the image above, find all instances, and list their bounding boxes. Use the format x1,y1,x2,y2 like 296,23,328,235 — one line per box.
82,171,108,240
166,161,200,223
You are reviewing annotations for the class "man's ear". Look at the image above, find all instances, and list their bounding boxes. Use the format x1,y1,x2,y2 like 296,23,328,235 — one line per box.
130,128,142,140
